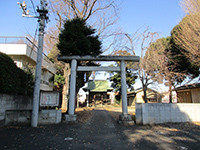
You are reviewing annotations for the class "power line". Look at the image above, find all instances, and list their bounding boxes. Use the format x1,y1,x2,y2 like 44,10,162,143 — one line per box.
30,0,37,16
24,22,39,95
27,23,39,67
48,0,57,20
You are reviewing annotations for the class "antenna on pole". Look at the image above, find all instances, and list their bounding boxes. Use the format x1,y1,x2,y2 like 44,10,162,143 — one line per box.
17,1,45,18
17,1,28,15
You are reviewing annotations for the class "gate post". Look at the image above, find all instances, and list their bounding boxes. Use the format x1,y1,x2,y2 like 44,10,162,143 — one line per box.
118,60,134,125
68,59,77,115
64,59,77,123
120,60,128,115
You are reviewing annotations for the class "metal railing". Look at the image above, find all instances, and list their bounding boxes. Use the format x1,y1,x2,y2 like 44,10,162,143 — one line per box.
0,36,55,65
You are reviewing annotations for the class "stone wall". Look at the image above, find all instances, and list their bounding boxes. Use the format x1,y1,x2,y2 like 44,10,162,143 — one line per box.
136,103,200,125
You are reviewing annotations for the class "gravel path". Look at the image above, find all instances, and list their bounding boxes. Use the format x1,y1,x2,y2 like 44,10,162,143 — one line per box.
0,108,200,150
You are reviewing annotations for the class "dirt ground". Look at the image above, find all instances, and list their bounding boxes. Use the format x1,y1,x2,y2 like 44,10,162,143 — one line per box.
75,105,200,125
75,107,94,123
76,105,135,122
0,106,200,150
75,105,200,150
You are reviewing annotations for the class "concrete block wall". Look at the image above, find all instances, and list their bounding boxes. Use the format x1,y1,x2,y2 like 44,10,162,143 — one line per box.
5,110,31,125
38,110,62,125
135,103,142,124
5,110,62,126
136,103,200,125
0,94,32,121
0,94,62,126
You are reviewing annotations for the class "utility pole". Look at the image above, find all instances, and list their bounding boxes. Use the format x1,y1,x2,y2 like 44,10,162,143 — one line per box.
18,0,48,127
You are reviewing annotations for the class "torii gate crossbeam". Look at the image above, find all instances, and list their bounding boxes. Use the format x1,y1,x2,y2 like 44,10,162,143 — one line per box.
57,55,140,125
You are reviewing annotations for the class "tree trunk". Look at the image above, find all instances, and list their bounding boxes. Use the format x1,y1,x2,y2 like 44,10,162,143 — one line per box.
169,81,172,103
61,63,70,113
143,86,148,103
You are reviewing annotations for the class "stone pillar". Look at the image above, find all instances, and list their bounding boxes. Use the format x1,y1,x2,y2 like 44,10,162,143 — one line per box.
68,59,77,115
64,59,77,123
120,60,128,115
119,60,134,125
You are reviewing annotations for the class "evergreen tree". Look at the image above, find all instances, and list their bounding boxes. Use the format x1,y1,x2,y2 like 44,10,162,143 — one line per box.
57,18,102,96
57,18,102,56
170,25,200,78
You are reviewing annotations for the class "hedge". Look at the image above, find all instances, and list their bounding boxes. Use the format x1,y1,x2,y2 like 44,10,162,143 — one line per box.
0,52,34,95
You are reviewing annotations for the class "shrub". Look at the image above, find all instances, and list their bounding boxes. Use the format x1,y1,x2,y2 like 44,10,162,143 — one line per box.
0,52,34,95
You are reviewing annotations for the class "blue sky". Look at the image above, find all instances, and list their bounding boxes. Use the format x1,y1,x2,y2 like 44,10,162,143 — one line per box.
119,0,183,38
1,0,40,37
1,0,184,91
1,0,183,37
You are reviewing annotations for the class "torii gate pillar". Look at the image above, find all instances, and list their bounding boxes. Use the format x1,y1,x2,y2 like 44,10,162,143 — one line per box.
64,59,78,123
118,60,134,125
120,60,128,115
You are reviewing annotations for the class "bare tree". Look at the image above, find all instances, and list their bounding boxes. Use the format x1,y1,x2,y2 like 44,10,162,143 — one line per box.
173,0,200,67
136,29,159,103
147,38,186,102
48,0,122,47
180,0,200,14
45,0,122,54
116,27,160,103
44,0,123,112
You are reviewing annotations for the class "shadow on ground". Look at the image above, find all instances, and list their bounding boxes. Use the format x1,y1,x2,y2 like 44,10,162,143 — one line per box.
0,107,199,150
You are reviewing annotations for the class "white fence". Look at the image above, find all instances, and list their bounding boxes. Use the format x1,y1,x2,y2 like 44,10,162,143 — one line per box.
136,103,200,125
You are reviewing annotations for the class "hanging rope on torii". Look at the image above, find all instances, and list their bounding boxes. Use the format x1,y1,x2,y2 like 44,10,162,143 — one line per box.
57,55,140,125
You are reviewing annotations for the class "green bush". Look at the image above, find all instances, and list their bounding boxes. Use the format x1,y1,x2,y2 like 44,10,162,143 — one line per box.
0,52,34,95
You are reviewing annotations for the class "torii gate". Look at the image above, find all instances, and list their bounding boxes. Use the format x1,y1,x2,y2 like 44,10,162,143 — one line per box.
57,55,140,125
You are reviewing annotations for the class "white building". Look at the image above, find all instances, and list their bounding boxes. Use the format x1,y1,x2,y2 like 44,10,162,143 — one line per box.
0,36,56,91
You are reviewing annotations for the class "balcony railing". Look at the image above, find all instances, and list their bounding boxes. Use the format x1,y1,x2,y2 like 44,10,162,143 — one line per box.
0,36,55,66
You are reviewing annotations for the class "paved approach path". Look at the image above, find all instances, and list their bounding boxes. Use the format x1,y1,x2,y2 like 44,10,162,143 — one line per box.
0,108,200,150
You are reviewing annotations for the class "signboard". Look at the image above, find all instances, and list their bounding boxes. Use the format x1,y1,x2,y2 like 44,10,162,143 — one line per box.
40,91,60,107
